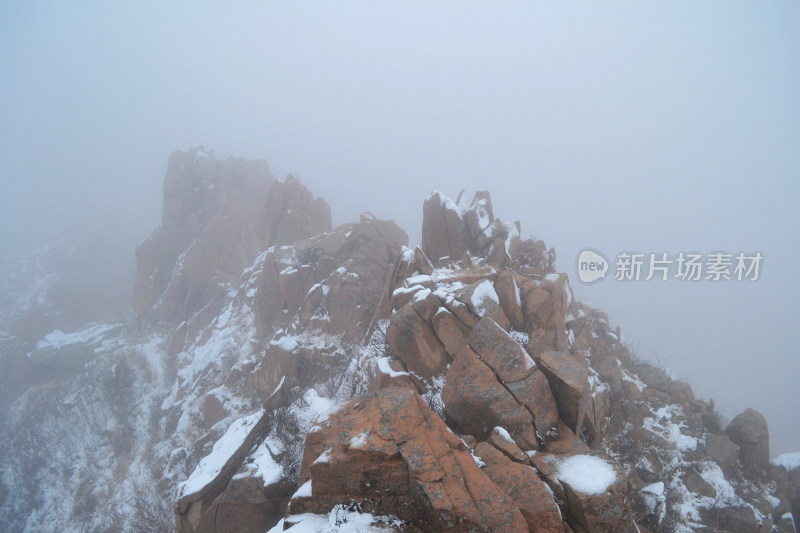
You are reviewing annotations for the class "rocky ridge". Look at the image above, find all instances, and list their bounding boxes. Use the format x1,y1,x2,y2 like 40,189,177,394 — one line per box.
0,149,796,533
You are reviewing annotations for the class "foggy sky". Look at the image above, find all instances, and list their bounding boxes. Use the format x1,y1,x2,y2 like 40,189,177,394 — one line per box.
1,3,798,453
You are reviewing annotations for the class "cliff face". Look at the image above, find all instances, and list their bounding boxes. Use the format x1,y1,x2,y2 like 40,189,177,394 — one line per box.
0,151,797,533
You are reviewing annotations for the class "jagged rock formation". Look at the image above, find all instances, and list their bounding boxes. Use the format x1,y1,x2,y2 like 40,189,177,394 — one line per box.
134,147,331,325
0,150,796,533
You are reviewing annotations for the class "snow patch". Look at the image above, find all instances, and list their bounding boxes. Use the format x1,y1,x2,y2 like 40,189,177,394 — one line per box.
772,451,800,471
292,479,312,500
34,323,121,351
470,280,499,316
349,432,370,449
234,440,284,488
376,357,409,378
492,426,514,444
557,455,617,495
178,410,264,499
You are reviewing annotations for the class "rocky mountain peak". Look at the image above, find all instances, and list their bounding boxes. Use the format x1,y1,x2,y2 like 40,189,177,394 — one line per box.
1,153,796,533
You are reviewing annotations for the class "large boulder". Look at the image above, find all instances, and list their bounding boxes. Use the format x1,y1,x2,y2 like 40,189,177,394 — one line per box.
468,317,536,383
442,346,538,449
534,351,589,434
726,408,770,475
556,454,639,533
457,280,511,331
468,317,559,438
176,410,272,532
292,387,529,532
431,308,471,359
386,302,450,383
482,462,564,533
494,271,525,331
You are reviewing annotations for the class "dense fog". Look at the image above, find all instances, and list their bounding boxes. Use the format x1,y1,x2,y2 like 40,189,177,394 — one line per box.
1,2,797,455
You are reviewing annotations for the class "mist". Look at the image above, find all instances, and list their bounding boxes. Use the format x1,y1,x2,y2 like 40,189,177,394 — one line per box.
1,2,798,455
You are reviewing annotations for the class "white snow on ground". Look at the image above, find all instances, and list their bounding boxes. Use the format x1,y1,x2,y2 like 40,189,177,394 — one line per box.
470,280,499,316
292,480,312,500
34,323,121,351
511,275,521,306
509,330,530,345
412,288,433,303
314,448,332,465
376,356,409,378
349,432,370,449
296,388,336,430
177,410,264,499
621,370,646,392
669,459,767,529
234,439,283,488
586,356,609,397
272,505,406,532
640,482,667,525
400,246,415,263
404,274,431,286
642,405,698,452
772,451,800,471
392,284,424,298
271,334,299,352
557,455,617,495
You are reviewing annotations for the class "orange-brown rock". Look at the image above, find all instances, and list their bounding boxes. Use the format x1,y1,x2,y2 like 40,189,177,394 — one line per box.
505,368,560,442
410,288,442,322
468,317,536,383
442,346,538,449
386,303,450,382
413,246,434,275
494,270,525,331
206,474,294,533
457,280,511,331
482,462,564,533
474,441,512,466
560,468,639,533
431,308,471,359
518,274,571,353
534,351,589,434
439,293,479,330
369,358,417,393
293,387,529,532
390,284,426,311
253,217,408,343
487,426,529,464
544,421,591,455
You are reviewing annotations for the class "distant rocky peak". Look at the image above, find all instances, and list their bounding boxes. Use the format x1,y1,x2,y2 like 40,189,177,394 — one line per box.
134,149,330,325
